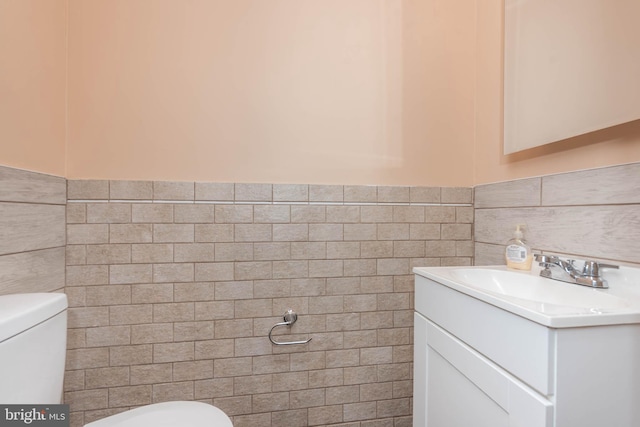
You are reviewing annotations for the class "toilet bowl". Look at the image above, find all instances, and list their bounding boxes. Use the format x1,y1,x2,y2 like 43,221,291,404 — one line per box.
0,293,233,427
84,401,233,427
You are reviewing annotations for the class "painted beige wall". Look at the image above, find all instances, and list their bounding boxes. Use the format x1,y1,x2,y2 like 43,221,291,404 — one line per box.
0,0,67,176
473,0,640,185
66,0,476,186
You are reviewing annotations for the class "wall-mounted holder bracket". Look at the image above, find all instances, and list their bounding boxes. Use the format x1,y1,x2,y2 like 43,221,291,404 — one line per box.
268,309,312,346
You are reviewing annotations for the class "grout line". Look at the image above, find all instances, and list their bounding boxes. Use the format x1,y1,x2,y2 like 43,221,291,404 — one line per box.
66,199,473,207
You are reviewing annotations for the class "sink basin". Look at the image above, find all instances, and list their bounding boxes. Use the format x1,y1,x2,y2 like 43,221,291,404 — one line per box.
414,265,640,327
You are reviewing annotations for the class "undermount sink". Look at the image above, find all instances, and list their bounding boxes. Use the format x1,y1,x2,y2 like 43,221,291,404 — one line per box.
414,265,640,327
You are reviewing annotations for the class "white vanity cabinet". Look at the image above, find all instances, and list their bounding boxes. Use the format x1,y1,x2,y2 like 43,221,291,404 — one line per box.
413,274,640,427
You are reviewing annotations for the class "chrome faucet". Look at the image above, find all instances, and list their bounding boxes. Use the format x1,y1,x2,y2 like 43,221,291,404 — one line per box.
534,254,618,288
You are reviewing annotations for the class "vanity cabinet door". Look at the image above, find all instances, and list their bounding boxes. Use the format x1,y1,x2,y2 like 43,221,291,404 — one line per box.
414,313,553,427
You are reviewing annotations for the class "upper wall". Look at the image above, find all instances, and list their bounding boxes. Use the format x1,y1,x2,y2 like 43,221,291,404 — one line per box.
66,0,476,186
0,0,67,176
473,0,640,185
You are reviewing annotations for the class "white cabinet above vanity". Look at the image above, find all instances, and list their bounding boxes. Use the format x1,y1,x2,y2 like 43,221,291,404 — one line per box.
413,266,640,427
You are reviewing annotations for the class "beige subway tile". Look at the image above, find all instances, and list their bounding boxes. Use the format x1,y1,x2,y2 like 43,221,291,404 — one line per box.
131,243,173,263
343,224,377,241
305,331,342,351
174,204,214,223
410,257,441,269
235,261,272,280
194,339,235,360
66,328,87,349
442,223,472,240
109,344,153,366
344,185,377,203
291,278,326,297
327,385,360,405
344,401,377,422
360,346,393,365
195,183,234,201
344,294,377,313
409,223,440,240
393,241,425,258
153,224,194,243
360,311,394,330
86,325,130,347
132,203,173,223
63,369,85,392
326,206,360,223
153,181,194,201
441,256,472,266
360,206,393,223
455,206,474,223
410,187,440,203
212,395,252,416
234,374,273,396
344,365,378,385
234,224,272,242
153,263,194,283
376,397,411,418
377,328,411,346
109,385,153,407
309,295,343,314
66,348,109,370
194,262,234,282
174,321,215,342
173,360,214,381
273,224,308,241
131,323,174,344
235,183,272,202
110,181,153,200
361,276,394,294
64,389,109,411
273,184,308,202
110,264,152,284
377,258,410,275
393,345,414,364
327,242,360,259
326,312,360,332
215,319,253,339
110,304,153,325
423,206,456,223
253,391,290,412
85,285,131,306
131,283,174,303
254,242,290,261
394,309,413,327
309,185,343,202
234,298,273,318
309,260,343,278
377,186,409,203
85,366,130,389
392,206,424,223
290,242,326,259
360,241,393,259
253,279,291,298
425,240,456,257
308,404,343,425
67,224,109,244
213,280,253,300
68,307,109,328
234,337,272,357
344,259,376,277
290,352,325,371
456,240,474,257
326,349,360,368
174,243,215,262
195,224,234,242
67,203,87,224
290,388,326,410
68,180,109,200
272,371,308,392
309,224,343,241
360,382,393,401
214,357,253,377
130,363,172,385
194,377,235,399
153,342,194,363
441,187,473,204
251,354,290,375
86,244,131,265
110,224,153,243
253,204,290,223
215,205,253,223
273,260,309,279
291,205,326,223
393,380,413,398
377,224,409,241
308,367,344,388
153,302,195,322
343,330,377,349
174,282,215,302
86,203,131,224
271,409,308,427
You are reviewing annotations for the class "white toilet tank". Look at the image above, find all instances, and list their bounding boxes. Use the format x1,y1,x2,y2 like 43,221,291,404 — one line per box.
0,293,68,403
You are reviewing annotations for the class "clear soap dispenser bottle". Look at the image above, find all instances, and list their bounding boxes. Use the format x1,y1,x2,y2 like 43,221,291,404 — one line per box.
505,224,532,270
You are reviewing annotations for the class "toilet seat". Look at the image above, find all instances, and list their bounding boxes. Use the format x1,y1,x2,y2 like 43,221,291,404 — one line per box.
84,401,233,427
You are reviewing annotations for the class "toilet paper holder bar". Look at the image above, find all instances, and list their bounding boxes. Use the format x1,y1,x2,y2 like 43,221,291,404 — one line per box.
268,309,312,346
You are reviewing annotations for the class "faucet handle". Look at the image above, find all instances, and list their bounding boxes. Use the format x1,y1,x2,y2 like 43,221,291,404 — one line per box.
582,260,619,277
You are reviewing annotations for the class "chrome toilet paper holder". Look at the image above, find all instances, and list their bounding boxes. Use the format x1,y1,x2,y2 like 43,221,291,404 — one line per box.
268,309,312,346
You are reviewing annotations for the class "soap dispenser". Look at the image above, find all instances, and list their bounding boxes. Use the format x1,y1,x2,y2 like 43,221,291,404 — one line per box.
505,224,532,270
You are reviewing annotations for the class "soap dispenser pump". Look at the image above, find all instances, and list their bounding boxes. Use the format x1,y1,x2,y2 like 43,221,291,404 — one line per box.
505,224,532,270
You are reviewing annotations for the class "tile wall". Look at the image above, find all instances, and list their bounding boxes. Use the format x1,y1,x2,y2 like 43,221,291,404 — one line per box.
0,165,66,294
474,162,640,267
63,180,474,427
